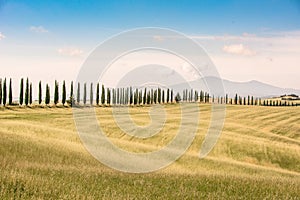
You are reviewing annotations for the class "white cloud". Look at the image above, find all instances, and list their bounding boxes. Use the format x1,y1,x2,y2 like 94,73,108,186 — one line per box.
223,44,256,56
29,26,49,33
0,32,5,40
153,35,164,41
57,47,83,56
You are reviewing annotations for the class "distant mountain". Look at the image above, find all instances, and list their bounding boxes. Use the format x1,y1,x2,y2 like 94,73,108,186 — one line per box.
115,65,300,98
221,78,300,98
173,76,300,98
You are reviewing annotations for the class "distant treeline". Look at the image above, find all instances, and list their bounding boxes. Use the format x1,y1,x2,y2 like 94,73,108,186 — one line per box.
0,78,299,107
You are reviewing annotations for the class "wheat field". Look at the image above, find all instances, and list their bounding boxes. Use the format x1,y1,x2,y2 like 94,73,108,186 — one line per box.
0,104,299,199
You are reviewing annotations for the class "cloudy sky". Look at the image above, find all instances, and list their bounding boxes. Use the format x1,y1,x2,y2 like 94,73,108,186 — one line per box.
1,0,300,97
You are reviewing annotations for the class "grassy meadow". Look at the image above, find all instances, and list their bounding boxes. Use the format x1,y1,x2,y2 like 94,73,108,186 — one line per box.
0,104,299,199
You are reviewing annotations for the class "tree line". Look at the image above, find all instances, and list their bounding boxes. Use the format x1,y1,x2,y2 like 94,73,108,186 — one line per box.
0,78,298,107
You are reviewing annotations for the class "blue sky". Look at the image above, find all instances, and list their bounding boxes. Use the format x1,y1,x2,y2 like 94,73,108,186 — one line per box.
1,0,300,37
1,0,300,97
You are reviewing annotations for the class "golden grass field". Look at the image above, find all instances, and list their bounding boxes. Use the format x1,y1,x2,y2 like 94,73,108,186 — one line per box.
0,104,299,199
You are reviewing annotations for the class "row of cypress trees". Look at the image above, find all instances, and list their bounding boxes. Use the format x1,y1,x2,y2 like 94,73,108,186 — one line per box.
0,78,298,107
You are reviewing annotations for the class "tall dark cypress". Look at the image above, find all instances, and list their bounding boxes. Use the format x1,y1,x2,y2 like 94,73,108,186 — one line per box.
70,81,74,106
83,83,87,105
199,91,203,102
171,89,173,103
101,84,105,105
0,78,2,105
166,88,170,103
29,83,32,105
116,88,119,104
38,81,42,104
90,83,93,105
107,88,111,105
96,83,100,105
194,90,198,102
162,90,165,103
143,88,147,105
225,94,228,104
54,80,59,105
147,91,151,104
45,84,50,105
234,94,238,105
25,78,29,106
122,88,125,105
154,89,157,104
62,80,66,105
19,78,24,105
3,78,7,106
134,88,138,105
9,78,12,105
77,82,80,104
129,87,133,105
138,90,142,105
112,88,115,105
151,89,154,104
247,95,250,105
157,88,161,104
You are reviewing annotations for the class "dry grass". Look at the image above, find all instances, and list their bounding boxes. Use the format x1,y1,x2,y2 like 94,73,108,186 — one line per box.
0,104,299,199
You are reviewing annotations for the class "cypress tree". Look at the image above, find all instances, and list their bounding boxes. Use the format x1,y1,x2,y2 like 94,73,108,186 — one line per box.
45,84,50,105
29,83,32,105
166,88,170,103
138,90,142,105
90,83,93,106
116,88,119,104
151,89,154,104
38,81,42,105
225,94,228,104
3,78,7,106
9,78,12,105
123,88,125,105
247,95,250,105
54,80,59,105
77,82,80,104
125,88,129,105
162,90,165,103
62,80,66,106
96,83,100,105
134,88,138,105
158,88,161,104
171,89,173,103
194,90,198,102
154,89,157,104
101,84,105,105
234,94,238,105
251,96,254,105
0,78,2,105
107,88,111,105
143,88,147,105
147,91,151,104
207,93,210,103
70,81,74,106
175,92,181,103
129,87,133,105
200,91,204,102
25,78,29,106
83,83,87,105
112,88,116,105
